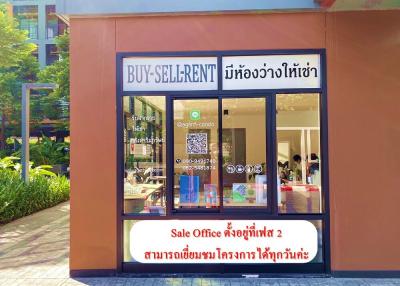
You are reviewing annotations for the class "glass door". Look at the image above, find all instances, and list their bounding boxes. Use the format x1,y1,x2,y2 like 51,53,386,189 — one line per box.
173,99,220,209
221,98,267,208
172,97,268,211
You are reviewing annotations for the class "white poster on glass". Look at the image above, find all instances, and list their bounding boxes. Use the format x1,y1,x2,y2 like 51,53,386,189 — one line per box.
130,220,318,264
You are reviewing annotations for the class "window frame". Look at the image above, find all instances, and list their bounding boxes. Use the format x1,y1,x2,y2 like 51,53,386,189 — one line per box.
275,92,324,214
13,5,39,39
116,49,330,274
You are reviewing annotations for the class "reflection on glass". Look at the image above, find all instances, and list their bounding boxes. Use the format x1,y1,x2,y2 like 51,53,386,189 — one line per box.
276,94,322,213
123,96,166,215
174,99,219,208
222,98,267,207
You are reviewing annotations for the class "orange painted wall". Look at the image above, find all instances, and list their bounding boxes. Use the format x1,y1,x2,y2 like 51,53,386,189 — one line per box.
70,18,117,270
70,10,400,271
115,13,325,51
326,11,400,270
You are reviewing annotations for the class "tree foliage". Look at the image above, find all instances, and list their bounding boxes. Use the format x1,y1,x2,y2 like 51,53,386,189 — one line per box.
0,4,38,149
38,33,69,101
0,4,70,150
0,4,36,68
37,33,70,130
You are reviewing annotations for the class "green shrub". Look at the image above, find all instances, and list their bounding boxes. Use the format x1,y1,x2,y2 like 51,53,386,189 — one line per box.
0,149,12,158
12,136,70,166
0,157,70,224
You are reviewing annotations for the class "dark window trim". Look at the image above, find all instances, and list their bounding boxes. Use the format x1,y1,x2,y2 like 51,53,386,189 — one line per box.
122,262,325,275
116,49,330,275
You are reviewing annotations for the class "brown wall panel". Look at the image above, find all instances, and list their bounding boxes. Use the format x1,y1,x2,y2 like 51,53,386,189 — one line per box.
116,13,326,51
327,11,400,270
70,18,117,270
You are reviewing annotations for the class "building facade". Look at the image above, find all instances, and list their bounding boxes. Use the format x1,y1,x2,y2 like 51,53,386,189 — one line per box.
58,0,400,278
10,0,67,68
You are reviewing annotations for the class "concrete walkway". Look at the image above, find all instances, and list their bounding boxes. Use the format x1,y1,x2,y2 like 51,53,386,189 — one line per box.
0,201,69,285
1,202,400,285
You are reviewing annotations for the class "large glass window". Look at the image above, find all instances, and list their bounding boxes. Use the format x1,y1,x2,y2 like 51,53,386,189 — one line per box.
123,94,323,214
13,5,38,39
276,93,322,213
123,96,166,215
173,99,219,209
222,98,267,207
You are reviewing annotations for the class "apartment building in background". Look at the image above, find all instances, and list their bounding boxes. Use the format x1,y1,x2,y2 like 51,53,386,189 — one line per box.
9,0,67,68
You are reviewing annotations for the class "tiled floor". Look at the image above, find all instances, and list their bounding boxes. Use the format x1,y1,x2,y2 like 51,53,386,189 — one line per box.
0,201,70,284
0,202,399,285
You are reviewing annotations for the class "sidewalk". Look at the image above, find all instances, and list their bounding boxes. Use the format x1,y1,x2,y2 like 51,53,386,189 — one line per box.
0,201,69,285
1,202,399,285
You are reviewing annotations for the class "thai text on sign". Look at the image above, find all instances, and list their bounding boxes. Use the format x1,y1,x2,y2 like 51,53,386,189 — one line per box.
129,220,318,263
122,54,321,92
